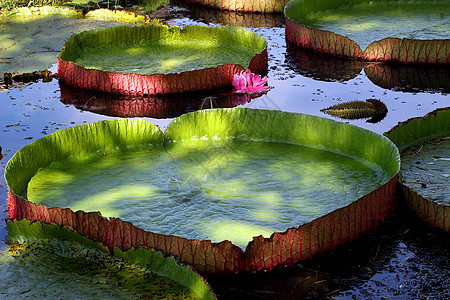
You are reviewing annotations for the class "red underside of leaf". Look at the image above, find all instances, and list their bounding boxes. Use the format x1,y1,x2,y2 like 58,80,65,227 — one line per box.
400,184,449,232
57,49,267,96
182,0,290,13
364,38,450,64
285,18,364,60
8,173,398,274
285,18,450,64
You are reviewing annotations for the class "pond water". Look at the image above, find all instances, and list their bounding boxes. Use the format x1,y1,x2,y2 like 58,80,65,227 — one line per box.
0,3,449,298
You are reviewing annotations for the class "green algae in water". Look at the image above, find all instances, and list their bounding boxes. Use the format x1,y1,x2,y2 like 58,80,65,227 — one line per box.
71,37,256,75
27,140,389,249
0,240,196,299
400,137,449,205
299,1,450,49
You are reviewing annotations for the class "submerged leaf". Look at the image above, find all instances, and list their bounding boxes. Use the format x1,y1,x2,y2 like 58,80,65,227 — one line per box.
321,99,387,122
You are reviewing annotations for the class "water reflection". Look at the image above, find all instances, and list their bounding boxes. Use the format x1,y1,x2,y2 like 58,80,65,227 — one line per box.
59,81,261,118
365,63,450,94
285,41,364,82
285,41,450,93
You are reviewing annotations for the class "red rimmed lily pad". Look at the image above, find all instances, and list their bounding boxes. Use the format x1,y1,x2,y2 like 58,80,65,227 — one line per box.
6,108,400,274
285,0,450,64
57,24,268,95
385,107,449,232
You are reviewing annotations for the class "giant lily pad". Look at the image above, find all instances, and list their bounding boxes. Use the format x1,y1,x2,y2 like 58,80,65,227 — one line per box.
6,108,400,273
385,107,449,232
4,219,215,299
57,24,268,95
284,0,450,64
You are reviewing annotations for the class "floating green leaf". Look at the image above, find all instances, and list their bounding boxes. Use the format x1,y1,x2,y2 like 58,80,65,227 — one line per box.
285,0,450,64
6,108,400,273
0,7,149,75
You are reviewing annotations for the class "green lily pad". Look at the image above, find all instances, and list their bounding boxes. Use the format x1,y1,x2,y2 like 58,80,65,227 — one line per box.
60,25,263,75
57,24,268,95
385,107,450,231
26,139,389,249
4,219,215,299
0,7,149,75
285,0,450,64
400,137,449,205
6,108,400,273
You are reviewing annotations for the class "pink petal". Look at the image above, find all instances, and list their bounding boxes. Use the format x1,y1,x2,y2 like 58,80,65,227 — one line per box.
233,69,270,95
232,73,247,93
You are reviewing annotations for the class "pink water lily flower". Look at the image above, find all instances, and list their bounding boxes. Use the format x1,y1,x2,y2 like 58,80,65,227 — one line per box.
232,69,270,94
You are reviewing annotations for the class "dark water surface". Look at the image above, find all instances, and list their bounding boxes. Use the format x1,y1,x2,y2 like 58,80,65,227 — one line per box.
1,3,449,299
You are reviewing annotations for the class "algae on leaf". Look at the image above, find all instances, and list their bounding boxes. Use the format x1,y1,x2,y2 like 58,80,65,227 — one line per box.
5,219,216,299
1,238,196,298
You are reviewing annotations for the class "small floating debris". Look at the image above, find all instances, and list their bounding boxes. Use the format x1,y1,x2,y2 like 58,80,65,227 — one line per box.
3,70,56,85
